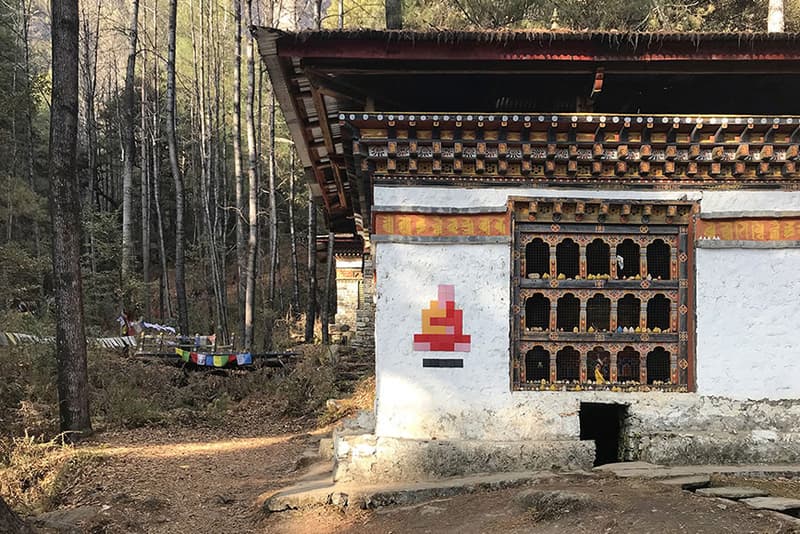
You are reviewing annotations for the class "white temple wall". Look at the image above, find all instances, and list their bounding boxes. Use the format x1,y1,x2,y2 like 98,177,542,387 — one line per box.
372,186,800,446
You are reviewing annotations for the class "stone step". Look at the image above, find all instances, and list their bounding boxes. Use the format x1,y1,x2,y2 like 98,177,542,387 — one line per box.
741,496,800,513
656,475,711,490
695,487,769,500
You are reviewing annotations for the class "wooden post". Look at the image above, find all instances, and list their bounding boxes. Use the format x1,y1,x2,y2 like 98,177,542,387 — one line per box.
321,232,335,344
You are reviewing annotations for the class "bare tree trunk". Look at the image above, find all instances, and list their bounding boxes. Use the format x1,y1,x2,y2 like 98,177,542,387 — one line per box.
243,0,258,349
80,1,100,274
140,0,151,319
49,0,92,437
166,0,189,335
150,0,171,320
233,0,246,339
305,188,317,342
121,0,140,281
288,150,300,318
263,90,277,351
21,0,39,256
768,0,785,32
321,231,334,344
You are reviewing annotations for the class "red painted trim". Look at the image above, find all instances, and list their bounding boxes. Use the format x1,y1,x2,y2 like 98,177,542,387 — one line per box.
277,38,800,63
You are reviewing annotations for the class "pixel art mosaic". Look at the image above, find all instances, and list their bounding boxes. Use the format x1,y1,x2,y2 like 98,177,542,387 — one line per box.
413,284,471,352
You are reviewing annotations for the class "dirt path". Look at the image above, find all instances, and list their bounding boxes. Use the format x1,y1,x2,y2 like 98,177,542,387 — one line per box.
36,408,321,533
265,476,800,534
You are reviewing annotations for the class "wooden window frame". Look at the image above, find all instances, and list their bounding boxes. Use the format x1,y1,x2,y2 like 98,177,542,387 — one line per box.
510,198,696,392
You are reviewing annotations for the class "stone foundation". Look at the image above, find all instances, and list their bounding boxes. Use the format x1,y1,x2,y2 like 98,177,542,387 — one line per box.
333,434,594,484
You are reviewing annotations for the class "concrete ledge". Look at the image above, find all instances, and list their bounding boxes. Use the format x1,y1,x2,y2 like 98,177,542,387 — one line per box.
596,461,800,480
263,470,563,513
629,431,800,465
333,435,594,484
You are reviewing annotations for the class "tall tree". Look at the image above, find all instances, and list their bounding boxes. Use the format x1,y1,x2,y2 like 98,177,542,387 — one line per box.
305,188,317,342
121,0,140,280
264,90,278,350
288,149,300,318
243,0,258,348
233,0,246,338
769,0,785,31
140,0,151,319
166,0,188,335
49,0,91,436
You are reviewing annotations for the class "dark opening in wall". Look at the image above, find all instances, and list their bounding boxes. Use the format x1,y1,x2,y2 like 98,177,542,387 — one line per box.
586,293,610,332
587,346,610,382
647,239,671,280
526,238,550,277
556,346,580,381
525,293,550,330
586,238,610,276
525,346,550,382
617,294,641,329
616,239,640,279
557,293,580,331
617,347,641,382
647,347,671,384
556,238,579,279
580,402,628,466
647,294,671,331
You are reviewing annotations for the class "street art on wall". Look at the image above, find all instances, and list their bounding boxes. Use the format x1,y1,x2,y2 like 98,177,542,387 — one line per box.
413,284,471,352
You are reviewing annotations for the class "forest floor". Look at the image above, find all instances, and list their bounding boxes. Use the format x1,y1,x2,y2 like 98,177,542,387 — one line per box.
24,407,800,534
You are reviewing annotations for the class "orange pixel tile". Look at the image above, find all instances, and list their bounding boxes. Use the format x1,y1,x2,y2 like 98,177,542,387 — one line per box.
413,284,471,352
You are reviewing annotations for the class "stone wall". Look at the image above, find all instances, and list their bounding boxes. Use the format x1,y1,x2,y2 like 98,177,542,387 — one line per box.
352,255,376,351
334,256,362,331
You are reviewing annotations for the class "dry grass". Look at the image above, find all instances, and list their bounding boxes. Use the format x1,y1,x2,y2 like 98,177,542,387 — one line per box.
0,434,101,514
319,375,375,425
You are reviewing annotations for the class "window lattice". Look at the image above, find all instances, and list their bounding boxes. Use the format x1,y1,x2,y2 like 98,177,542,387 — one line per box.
556,238,579,279
647,347,671,384
588,346,610,382
617,294,641,329
586,294,610,332
586,238,610,276
526,238,549,277
514,214,690,392
617,347,640,382
556,347,580,381
647,239,671,280
557,293,580,331
647,294,671,331
526,293,550,330
617,239,640,279
525,347,550,382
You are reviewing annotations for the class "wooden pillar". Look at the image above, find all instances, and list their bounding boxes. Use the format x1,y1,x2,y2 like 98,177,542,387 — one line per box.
549,244,557,278
549,350,557,382
579,300,587,331
580,350,587,382
640,351,648,384
610,298,618,330
549,300,557,331
639,253,647,279
639,298,647,330
579,245,587,278
610,351,618,382
670,300,678,332
670,248,678,280
670,352,678,385
610,245,618,279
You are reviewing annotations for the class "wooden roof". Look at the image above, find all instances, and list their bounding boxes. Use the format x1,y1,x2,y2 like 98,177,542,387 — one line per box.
255,28,800,244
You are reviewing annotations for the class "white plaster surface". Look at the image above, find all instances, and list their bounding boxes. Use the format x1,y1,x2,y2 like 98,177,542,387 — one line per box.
374,186,798,217
372,185,800,451
695,247,800,400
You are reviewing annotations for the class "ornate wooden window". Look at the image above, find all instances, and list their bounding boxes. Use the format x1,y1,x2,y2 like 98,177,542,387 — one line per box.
512,198,695,392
